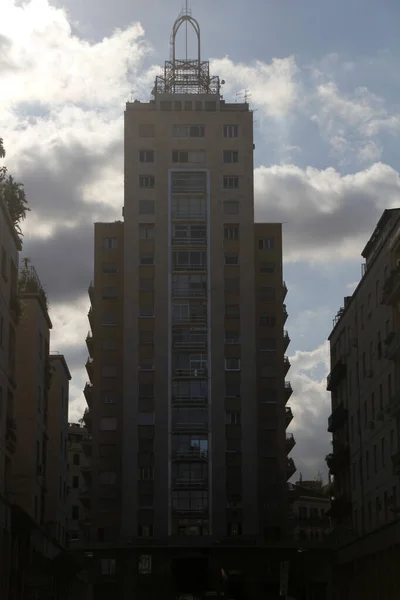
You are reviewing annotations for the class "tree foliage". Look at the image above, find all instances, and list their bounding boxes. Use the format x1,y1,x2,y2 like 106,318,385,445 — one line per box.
0,138,30,238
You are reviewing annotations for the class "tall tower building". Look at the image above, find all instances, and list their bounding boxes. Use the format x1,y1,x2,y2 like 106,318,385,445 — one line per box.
85,11,293,594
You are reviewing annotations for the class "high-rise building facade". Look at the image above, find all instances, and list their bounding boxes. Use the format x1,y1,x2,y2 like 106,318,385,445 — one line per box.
327,209,400,598
84,12,293,594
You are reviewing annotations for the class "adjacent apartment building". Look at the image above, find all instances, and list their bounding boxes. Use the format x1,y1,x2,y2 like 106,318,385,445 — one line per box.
83,10,293,596
326,208,400,598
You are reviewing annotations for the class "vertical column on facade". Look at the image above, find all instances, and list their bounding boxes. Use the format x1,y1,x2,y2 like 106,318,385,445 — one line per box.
169,170,209,536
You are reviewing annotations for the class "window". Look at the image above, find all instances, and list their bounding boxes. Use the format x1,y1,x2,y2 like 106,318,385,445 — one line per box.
260,286,275,301
140,278,154,292
226,411,241,425
102,262,117,274
72,476,79,489
259,313,276,327
102,286,117,299
172,124,205,137
139,467,154,480
225,331,240,344
225,278,240,293
139,175,155,188
103,237,117,249
100,559,116,575
172,150,206,163
139,330,154,344
100,417,117,431
139,150,154,163
139,253,154,265
225,358,241,371
73,453,80,466
139,224,155,240
72,505,79,520
225,253,239,265
102,393,117,404
139,363,154,371
101,340,117,352
138,412,155,425
260,338,276,351
258,237,275,250
224,225,239,240
139,200,155,215
260,262,275,274
139,305,154,318
223,125,238,138
224,201,239,214
223,150,239,163
139,124,155,137
223,176,239,189
139,384,154,398
102,312,117,326
225,304,240,319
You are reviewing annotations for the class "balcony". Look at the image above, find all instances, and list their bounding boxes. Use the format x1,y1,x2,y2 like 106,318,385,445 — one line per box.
325,444,350,476
81,463,92,481
283,281,288,300
283,330,290,352
172,237,207,247
173,449,208,461
283,304,288,323
171,210,207,221
285,406,294,427
284,381,293,402
286,433,296,454
392,451,400,476
79,487,91,507
85,357,94,382
86,331,93,357
326,359,347,392
83,382,93,408
88,307,94,329
386,332,400,360
327,402,348,433
172,422,208,433
172,333,207,350
381,265,400,305
386,391,400,418
88,281,94,304
287,457,296,480
172,396,208,407
172,314,207,326
172,287,207,298
6,417,16,453
172,264,207,273
81,435,92,457
173,477,208,489
172,505,208,516
173,368,207,379
284,356,291,375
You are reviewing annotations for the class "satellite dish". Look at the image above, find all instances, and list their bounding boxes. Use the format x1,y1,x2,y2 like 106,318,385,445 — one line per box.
221,80,225,85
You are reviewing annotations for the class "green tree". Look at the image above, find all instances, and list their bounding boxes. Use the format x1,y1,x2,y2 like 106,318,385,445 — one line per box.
0,138,30,238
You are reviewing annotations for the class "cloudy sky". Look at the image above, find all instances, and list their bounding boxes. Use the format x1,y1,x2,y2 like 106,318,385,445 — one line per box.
2,0,400,480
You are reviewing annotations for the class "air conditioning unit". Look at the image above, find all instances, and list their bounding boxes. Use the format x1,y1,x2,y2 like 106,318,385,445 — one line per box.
368,421,375,430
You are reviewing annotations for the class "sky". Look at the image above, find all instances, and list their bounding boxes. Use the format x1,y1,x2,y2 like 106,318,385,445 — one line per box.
2,0,400,480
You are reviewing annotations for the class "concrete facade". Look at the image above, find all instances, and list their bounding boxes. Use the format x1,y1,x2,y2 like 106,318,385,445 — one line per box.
67,424,91,546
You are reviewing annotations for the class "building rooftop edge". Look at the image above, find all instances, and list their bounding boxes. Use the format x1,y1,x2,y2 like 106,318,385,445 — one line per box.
18,293,52,329
49,353,72,380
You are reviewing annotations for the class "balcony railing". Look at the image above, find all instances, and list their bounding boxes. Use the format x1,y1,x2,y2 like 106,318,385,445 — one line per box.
283,304,288,323
392,451,400,476
283,281,288,300
172,314,207,325
284,381,293,402
173,368,207,379
172,264,207,273
173,449,208,461
284,356,291,374
326,359,347,391
381,265,400,305
86,331,93,356
88,307,94,327
283,330,290,351
88,282,94,303
285,406,294,427
287,457,296,479
172,335,207,350
173,478,207,488
172,396,208,407
172,287,207,298
327,402,348,433
171,210,207,221
83,382,93,407
173,422,208,432
172,506,208,515
172,237,207,246
326,444,350,476
286,433,296,453
85,358,94,383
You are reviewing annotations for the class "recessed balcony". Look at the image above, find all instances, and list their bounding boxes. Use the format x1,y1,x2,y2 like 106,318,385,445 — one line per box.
173,449,208,461
172,314,207,326
172,264,207,273
172,333,207,350
173,368,208,379
172,287,207,299
284,356,291,375
81,435,92,457
381,266,400,306
283,330,290,351
171,209,207,221
85,357,94,382
173,477,208,489
172,237,207,247
83,382,93,408
286,433,296,454
327,402,348,433
172,396,208,407
284,381,293,402
327,359,347,392
80,463,92,481
287,457,296,480
172,422,208,433
86,331,93,357
285,406,294,427
79,486,91,507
